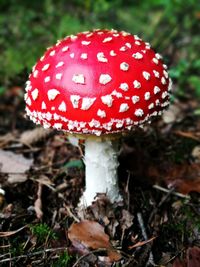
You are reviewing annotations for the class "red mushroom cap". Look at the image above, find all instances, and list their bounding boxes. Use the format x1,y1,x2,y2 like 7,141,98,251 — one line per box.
25,29,172,136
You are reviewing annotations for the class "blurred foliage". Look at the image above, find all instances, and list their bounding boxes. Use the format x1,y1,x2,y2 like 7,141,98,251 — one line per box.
0,0,199,97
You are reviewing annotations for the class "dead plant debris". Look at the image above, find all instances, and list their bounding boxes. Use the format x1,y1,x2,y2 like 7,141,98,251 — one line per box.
0,83,200,266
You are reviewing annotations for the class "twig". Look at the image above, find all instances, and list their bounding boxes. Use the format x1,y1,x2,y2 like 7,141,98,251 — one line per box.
137,213,157,266
153,184,190,199
163,248,185,265
125,171,131,211
148,187,175,224
34,183,43,220
0,247,68,263
63,204,80,223
0,225,27,238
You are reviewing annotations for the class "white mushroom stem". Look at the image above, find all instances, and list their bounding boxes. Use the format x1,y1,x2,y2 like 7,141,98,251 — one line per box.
80,138,121,207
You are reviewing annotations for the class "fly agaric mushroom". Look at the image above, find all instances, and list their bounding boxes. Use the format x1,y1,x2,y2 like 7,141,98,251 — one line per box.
25,29,172,206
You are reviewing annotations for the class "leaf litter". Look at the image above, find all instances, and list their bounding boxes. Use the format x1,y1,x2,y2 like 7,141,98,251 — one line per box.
68,220,122,263
0,81,200,266
0,149,33,183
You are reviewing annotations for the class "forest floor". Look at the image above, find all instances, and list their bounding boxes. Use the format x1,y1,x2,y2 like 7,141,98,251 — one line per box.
0,86,200,266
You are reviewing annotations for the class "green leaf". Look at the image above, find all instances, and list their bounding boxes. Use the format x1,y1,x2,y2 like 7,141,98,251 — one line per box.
188,76,200,96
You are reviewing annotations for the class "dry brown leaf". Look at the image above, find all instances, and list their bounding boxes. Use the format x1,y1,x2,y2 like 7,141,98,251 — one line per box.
148,163,200,195
172,258,186,267
120,209,134,230
172,247,200,267
19,127,52,146
165,163,200,194
0,149,33,183
187,247,200,267
68,220,121,262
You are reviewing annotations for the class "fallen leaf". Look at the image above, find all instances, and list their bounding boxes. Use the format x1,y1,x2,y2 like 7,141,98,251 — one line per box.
148,163,200,195
165,163,200,194
19,127,52,146
187,247,200,267
172,258,186,267
0,149,33,183
120,209,134,231
68,220,121,262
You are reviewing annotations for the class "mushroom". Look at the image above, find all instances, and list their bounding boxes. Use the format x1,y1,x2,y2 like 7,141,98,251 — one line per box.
25,29,172,206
